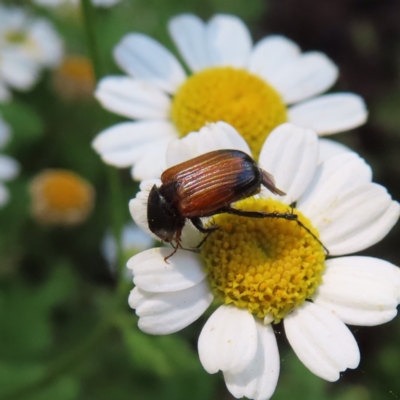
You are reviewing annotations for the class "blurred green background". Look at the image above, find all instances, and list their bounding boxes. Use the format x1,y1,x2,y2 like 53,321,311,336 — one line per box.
1,0,400,399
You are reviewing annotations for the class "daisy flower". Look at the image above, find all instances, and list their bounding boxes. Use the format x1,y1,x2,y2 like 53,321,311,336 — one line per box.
52,54,95,102
30,169,95,226
0,116,19,207
0,5,63,96
93,13,368,180
128,122,399,400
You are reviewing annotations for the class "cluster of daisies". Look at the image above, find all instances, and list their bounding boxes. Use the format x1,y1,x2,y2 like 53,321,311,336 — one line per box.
92,13,400,400
0,4,63,211
0,4,98,220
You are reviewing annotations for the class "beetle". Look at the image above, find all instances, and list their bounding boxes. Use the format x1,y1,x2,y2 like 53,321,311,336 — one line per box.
147,149,326,261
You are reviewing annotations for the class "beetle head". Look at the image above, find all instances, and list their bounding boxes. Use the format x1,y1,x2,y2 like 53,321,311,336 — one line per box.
147,185,183,243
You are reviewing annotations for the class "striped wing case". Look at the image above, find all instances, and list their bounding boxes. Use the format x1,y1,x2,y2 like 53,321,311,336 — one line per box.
161,150,261,218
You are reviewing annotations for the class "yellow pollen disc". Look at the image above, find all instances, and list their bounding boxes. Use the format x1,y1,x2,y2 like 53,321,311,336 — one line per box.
201,198,326,323
30,169,95,226
52,55,95,101
171,67,287,159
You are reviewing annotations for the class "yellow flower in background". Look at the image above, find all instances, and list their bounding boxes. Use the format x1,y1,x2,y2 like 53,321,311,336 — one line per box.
52,55,95,102
93,13,367,180
30,169,94,226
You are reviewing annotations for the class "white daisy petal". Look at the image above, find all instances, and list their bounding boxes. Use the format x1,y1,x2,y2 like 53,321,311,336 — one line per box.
129,280,213,335
179,222,205,249
284,301,360,382
114,33,186,94
166,121,251,167
131,137,171,180
168,13,210,72
92,120,175,168
224,321,280,400
0,155,19,181
0,51,40,90
129,179,162,239
0,183,10,207
258,123,319,203
297,152,372,216
288,93,368,135
314,256,400,326
269,52,338,104
128,247,206,292
206,14,252,68
248,35,300,81
95,76,171,120
29,19,63,67
318,139,354,164
308,183,399,255
198,305,257,374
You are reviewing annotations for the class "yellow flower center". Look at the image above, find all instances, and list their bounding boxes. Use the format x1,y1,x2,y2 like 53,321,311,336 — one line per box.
171,67,287,159
52,55,95,101
58,55,94,82
201,198,325,323
30,169,95,226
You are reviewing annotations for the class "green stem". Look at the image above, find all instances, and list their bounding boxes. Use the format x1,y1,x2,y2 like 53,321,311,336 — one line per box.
80,0,125,278
108,166,126,280
80,0,103,80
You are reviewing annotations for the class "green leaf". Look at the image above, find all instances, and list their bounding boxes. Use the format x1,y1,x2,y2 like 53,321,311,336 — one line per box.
0,101,44,145
0,265,76,359
122,325,199,377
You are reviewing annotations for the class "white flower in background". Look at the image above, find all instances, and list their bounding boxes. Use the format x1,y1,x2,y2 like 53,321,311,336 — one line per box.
0,115,19,207
93,13,368,181
128,122,399,400
102,222,154,278
33,0,122,8
0,5,63,95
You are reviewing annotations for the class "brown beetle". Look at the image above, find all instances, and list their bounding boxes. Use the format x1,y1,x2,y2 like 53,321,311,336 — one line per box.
147,149,325,260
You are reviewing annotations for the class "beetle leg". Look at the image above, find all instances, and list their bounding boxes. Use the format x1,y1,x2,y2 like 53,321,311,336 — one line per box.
225,207,329,255
164,227,184,263
164,243,179,263
224,206,298,220
190,217,219,249
194,231,215,249
292,218,330,255
190,217,219,234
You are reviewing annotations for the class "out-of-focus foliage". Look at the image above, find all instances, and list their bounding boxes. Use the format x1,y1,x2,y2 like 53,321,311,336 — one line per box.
0,0,399,399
